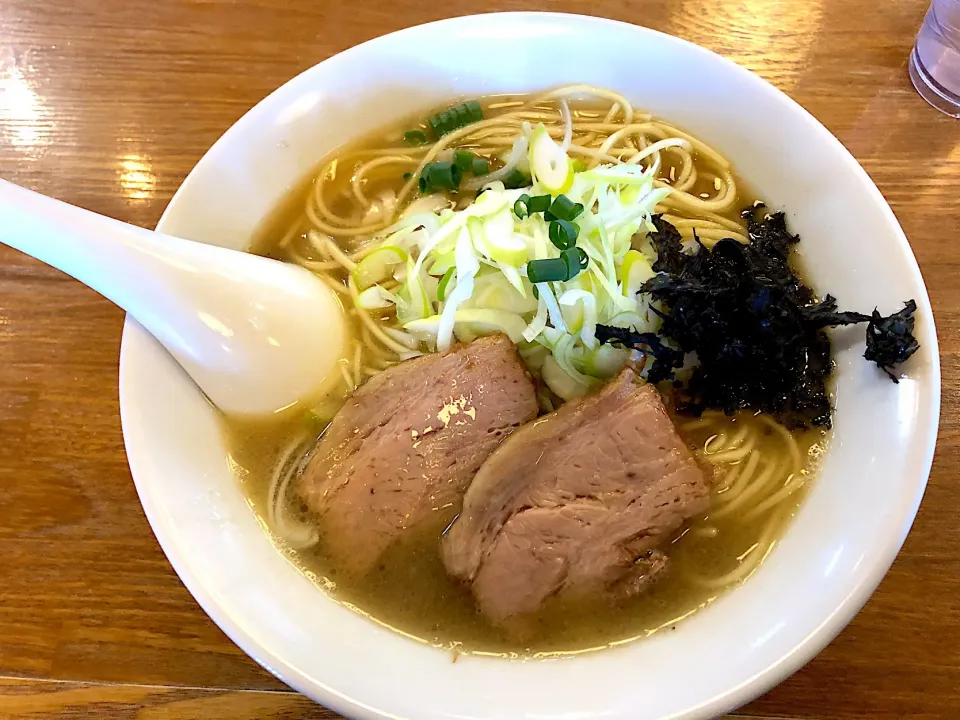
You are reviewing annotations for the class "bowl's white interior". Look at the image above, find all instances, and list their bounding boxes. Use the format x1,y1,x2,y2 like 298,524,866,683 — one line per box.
119,13,940,720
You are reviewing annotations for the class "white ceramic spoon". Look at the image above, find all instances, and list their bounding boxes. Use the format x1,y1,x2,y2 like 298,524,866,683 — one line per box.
0,179,347,416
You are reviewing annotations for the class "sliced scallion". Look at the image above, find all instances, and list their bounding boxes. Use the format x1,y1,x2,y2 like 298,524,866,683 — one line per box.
454,149,475,173
526,257,568,283
404,129,428,146
419,161,462,194
545,194,584,222
464,100,483,122
427,100,484,138
428,110,450,139
548,219,579,250
472,157,490,176
455,103,473,128
527,194,552,214
560,247,583,280
514,194,531,219
503,168,531,189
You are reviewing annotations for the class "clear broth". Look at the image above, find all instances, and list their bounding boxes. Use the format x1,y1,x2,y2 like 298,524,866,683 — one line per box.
224,95,827,655
222,406,823,656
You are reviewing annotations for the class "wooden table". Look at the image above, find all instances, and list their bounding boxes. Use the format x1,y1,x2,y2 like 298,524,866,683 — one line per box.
0,1,956,717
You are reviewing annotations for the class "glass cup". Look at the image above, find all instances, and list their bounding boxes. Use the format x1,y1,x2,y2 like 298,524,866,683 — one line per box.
910,0,960,117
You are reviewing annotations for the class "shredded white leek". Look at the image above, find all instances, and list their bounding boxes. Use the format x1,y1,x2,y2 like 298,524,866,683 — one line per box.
354,142,674,398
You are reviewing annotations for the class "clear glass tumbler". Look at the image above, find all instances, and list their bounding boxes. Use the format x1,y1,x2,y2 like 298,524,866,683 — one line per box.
910,0,960,117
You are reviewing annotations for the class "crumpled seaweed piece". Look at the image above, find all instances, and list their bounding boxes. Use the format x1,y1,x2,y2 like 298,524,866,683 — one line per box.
864,300,920,382
594,325,685,384
802,295,870,328
648,215,685,275
598,208,920,427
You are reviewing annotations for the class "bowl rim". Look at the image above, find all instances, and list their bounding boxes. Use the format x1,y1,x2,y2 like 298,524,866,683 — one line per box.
120,11,941,719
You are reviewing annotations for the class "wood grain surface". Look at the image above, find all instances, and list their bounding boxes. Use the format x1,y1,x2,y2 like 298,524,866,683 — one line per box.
0,0,956,717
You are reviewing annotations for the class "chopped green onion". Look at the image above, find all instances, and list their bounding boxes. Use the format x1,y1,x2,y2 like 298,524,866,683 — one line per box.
548,219,579,249
428,111,449,139
527,194,552,213
404,129,428,146
527,246,583,283
437,267,455,302
454,149,475,172
545,194,584,222
418,161,462,194
527,257,568,283
578,247,589,268
514,194,531,219
532,284,540,299
572,159,588,172
472,157,490,176
454,100,482,127
464,100,483,122
402,172,412,181
561,247,583,280
503,168,531,189
427,100,484,138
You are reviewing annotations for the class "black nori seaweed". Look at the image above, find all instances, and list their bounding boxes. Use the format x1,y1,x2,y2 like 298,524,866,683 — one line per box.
864,300,920,381
592,325,685,385
596,208,920,427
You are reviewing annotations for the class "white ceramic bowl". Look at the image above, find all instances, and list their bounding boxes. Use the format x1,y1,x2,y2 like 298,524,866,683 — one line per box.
119,12,940,720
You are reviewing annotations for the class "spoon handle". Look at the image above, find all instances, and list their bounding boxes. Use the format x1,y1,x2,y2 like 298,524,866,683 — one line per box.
0,176,264,363
0,178,347,415
0,179,191,331
0,177,272,361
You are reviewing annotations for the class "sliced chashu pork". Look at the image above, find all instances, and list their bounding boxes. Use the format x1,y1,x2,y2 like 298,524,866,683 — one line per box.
296,334,538,577
442,369,710,622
